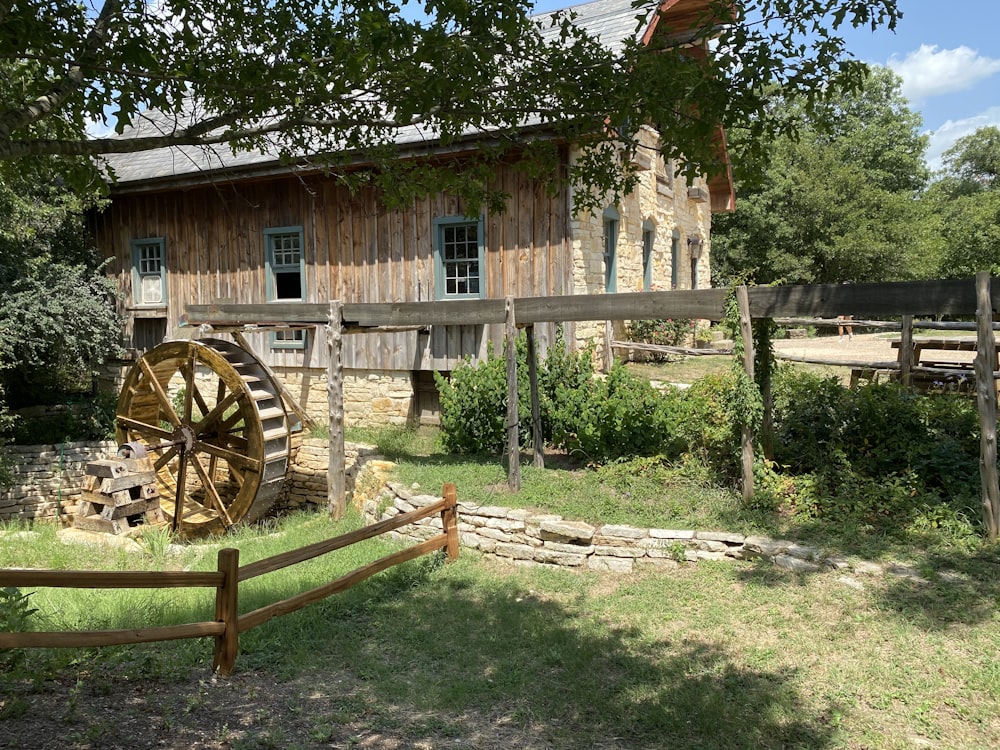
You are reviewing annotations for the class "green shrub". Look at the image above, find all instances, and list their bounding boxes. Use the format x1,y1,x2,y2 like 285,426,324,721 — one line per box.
626,318,694,347
5,391,117,445
435,341,532,455
556,363,682,462
673,372,741,482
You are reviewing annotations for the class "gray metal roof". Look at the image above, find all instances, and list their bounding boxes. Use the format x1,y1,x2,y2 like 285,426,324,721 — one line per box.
105,0,653,189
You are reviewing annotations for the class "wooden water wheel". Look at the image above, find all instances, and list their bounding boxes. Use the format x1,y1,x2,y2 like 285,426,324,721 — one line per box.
115,338,292,538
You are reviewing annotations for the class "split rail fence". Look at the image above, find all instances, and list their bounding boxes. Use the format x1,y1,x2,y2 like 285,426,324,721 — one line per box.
0,484,459,675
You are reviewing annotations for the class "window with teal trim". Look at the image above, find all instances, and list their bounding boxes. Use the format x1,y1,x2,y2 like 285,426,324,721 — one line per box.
131,238,166,306
642,222,655,291
265,226,307,349
434,216,484,299
670,231,680,290
603,206,619,293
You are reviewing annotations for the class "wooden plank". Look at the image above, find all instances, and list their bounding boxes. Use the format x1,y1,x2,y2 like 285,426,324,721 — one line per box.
749,279,998,318
85,460,128,478
737,285,754,502
0,621,225,650
441,483,460,561
239,497,448,581
0,568,224,589
99,472,156,493
526,326,544,468
213,548,240,676
900,315,914,388
505,297,521,491
238,534,447,634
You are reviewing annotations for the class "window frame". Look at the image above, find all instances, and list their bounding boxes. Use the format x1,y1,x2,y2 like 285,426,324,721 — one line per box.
130,237,167,307
433,215,486,300
603,206,619,294
264,225,307,350
670,231,680,290
641,221,655,291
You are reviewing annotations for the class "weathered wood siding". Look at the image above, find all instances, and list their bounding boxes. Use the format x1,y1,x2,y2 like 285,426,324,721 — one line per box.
94,156,571,371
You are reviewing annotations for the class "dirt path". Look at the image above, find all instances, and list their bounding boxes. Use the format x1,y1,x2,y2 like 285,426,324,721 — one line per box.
772,332,975,367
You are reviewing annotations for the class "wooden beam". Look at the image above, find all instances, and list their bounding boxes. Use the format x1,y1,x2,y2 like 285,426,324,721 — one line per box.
736,285,754,502
526,326,544,469
505,297,521,492
899,315,914,389
974,272,1000,541
327,301,346,520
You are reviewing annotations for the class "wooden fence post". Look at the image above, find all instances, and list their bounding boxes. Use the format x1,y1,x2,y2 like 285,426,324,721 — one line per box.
213,547,240,676
440,483,460,561
736,285,755,502
900,315,914,388
526,325,544,468
974,272,999,541
505,297,521,491
327,301,346,519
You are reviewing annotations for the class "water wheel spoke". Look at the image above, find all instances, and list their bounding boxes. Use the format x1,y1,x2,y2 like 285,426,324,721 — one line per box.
182,353,196,421
180,360,211,418
154,445,179,471
197,391,242,435
218,407,246,434
189,454,234,527
138,357,181,427
172,450,188,532
195,441,261,473
206,433,249,452
118,416,175,443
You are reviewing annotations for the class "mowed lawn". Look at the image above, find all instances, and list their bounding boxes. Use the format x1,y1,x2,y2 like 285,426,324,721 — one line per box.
1,511,998,750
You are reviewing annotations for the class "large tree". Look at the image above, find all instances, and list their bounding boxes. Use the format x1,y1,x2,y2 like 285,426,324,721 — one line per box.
0,0,899,208
710,66,930,285
923,126,1000,278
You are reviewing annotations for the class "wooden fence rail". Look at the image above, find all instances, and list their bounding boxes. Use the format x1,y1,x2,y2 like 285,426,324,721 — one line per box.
0,484,460,675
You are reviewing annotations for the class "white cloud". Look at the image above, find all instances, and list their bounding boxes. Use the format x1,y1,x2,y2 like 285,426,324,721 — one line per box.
888,45,1000,103
925,106,1000,171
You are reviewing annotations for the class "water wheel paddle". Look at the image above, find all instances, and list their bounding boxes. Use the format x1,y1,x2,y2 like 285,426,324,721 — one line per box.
115,338,292,538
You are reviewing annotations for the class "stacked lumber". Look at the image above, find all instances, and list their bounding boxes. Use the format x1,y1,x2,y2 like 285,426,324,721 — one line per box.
74,457,164,534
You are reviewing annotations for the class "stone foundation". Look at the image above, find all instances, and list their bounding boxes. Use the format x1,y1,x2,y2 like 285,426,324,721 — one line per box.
273,368,417,427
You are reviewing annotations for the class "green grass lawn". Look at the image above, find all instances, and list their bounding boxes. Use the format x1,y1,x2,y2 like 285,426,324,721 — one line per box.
2,509,997,749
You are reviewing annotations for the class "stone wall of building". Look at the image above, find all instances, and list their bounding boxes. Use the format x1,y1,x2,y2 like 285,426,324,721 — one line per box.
275,367,416,427
0,437,392,524
568,128,713,351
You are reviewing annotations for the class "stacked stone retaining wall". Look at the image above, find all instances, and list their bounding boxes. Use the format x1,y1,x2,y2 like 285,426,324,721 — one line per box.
0,437,391,523
367,482,929,579
0,441,117,521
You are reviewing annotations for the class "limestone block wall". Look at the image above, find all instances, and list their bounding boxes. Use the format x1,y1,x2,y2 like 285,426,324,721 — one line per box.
0,437,392,524
275,367,415,427
0,441,117,521
365,482,890,577
568,128,713,351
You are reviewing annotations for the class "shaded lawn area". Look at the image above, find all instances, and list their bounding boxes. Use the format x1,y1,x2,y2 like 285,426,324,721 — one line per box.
2,535,998,750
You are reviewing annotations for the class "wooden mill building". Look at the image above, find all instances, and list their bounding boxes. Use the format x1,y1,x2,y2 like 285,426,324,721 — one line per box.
94,0,735,425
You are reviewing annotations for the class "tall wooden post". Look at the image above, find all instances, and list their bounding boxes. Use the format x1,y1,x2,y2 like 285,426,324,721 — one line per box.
440,483,460,561
213,547,240,676
526,325,544,468
737,285,755,502
900,314,914,388
327,301,347,519
505,297,521,491
974,272,999,541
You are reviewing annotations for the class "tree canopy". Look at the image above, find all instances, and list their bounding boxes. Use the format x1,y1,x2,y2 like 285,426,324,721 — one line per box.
710,66,930,285
0,0,899,208
923,126,1000,279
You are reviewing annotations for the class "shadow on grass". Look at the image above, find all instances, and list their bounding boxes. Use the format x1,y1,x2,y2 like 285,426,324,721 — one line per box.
231,558,837,750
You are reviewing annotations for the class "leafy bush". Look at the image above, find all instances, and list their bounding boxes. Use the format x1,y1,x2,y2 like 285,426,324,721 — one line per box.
556,363,683,461
672,372,742,482
0,587,37,672
5,392,118,445
435,341,532,455
627,318,694,347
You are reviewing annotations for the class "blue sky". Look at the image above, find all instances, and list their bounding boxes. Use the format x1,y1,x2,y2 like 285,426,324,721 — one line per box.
530,0,1000,171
